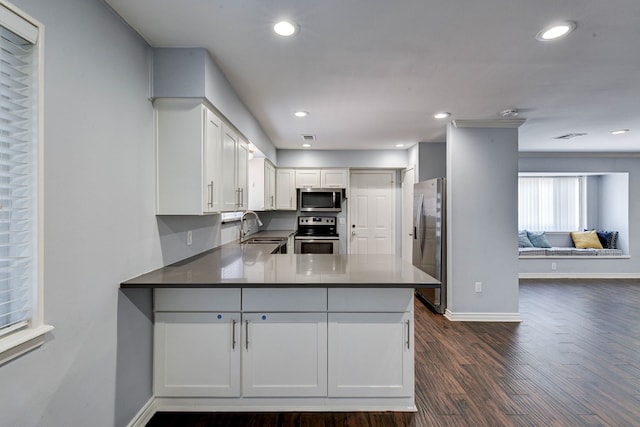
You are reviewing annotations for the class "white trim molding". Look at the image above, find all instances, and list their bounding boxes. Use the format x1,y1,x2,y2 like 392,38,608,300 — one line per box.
0,325,54,366
452,119,526,129
127,397,157,427
444,310,522,322
519,273,640,279
128,396,417,425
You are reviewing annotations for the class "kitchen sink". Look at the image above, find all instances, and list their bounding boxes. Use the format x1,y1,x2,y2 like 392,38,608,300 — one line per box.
242,236,288,254
243,237,285,244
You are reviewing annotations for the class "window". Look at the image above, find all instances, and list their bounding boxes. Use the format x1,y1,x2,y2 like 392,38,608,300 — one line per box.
518,176,585,231
0,2,50,365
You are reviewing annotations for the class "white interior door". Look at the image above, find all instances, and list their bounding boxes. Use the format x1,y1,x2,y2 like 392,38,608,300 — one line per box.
349,170,395,254
401,168,415,262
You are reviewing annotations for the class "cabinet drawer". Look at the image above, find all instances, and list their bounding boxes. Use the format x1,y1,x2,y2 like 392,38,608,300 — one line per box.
155,288,241,312
328,288,413,312
242,288,327,312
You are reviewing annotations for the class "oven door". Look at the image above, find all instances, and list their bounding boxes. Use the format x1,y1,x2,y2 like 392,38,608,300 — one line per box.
294,238,339,254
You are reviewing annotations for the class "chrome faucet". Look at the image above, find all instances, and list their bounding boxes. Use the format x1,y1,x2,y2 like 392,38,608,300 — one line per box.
240,210,263,241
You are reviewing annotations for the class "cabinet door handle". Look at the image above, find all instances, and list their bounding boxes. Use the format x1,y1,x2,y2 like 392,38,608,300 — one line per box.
405,319,411,349
208,181,214,207
245,320,249,350
232,319,237,350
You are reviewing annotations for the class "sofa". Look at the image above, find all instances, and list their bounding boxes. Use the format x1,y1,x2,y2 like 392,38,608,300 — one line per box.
518,230,622,257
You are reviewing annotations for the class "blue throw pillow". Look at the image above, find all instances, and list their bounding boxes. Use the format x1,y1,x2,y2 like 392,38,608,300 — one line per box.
601,230,618,249
596,230,611,248
527,231,552,248
518,230,534,247
585,229,619,249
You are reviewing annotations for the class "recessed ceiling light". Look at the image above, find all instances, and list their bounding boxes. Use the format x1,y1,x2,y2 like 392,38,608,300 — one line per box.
395,144,405,148
536,21,576,41
274,21,297,36
294,111,308,118
302,143,312,148
434,112,451,119
611,129,630,135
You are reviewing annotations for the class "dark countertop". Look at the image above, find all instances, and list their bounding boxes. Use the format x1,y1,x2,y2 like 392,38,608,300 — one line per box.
121,230,439,289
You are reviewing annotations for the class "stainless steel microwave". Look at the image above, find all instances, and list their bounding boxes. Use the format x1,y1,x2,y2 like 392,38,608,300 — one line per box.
298,188,342,212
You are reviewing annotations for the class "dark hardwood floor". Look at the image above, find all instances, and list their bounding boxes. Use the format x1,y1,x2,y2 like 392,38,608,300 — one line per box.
147,279,640,426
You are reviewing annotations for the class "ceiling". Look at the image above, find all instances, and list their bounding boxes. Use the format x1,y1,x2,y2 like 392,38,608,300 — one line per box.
104,0,640,153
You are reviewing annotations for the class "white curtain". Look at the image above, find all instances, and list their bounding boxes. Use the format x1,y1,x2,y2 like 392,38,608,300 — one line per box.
518,176,582,231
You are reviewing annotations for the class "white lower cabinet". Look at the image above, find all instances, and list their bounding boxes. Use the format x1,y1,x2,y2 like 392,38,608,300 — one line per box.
153,287,415,409
154,311,241,397
327,311,413,397
241,312,327,397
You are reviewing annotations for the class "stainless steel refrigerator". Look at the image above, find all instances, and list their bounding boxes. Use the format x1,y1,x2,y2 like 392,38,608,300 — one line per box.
413,178,446,314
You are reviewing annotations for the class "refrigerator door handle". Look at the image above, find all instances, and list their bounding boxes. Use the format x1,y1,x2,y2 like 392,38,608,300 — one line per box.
416,194,424,255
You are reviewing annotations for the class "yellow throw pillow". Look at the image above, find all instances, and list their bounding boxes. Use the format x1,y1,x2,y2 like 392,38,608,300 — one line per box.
570,230,603,249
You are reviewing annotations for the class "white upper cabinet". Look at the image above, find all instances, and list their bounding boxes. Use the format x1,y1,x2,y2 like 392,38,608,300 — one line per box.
221,125,249,211
204,109,223,212
156,99,222,215
295,169,321,188
295,169,348,189
321,169,348,188
276,168,296,210
248,158,276,211
266,161,276,210
236,138,249,211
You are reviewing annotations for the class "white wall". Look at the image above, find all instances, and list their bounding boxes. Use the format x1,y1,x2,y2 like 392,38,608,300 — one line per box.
446,124,520,320
600,173,629,254
519,155,639,277
0,1,215,425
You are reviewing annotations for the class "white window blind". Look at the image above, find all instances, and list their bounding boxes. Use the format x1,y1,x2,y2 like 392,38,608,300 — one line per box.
0,14,37,337
518,176,584,232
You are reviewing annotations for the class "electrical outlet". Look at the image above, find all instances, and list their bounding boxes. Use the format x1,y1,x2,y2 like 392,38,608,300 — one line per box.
551,262,557,270
187,230,193,246
475,281,482,293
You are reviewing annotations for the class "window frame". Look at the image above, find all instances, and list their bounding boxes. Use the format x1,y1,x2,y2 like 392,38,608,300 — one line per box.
518,174,587,232
0,0,52,366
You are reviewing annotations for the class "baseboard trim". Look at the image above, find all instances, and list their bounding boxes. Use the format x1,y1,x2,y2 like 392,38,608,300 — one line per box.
127,396,418,423
444,310,522,322
127,397,157,427
519,273,640,279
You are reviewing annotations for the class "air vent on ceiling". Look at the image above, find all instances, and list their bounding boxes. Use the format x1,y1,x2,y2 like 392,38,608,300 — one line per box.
554,132,588,140
301,134,316,141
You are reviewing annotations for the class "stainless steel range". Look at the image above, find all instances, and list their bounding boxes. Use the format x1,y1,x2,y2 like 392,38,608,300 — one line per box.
294,216,340,254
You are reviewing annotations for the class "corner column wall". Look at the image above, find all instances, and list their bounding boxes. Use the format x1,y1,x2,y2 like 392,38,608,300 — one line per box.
445,121,522,322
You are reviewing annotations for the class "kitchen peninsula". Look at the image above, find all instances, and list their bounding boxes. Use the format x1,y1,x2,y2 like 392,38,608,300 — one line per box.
121,233,439,414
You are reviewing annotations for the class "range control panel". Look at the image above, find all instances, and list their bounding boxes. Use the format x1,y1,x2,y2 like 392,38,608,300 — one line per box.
298,216,336,226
